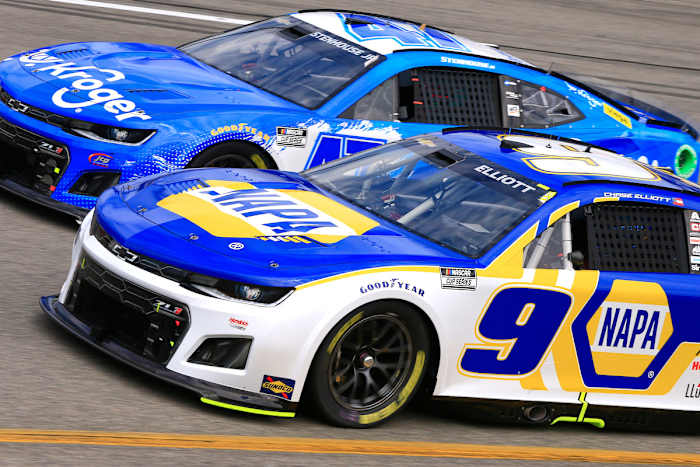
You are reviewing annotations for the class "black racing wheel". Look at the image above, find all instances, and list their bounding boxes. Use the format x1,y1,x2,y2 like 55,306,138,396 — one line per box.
307,300,431,428
187,142,272,169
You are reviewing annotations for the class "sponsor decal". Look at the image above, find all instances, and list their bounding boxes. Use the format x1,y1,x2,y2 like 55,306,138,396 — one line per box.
506,104,521,117
673,197,684,207
565,82,603,109
474,165,536,193
503,80,518,86
692,264,700,272
692,212,700,221
210,123,270,142
693,245,700,256
260,375,295,399
440,56,495,70
158,183,378,242
691,360,700,372
228,317,248,331
440,267,477,290
603,103,632,129
691,257,700,264
309,31,378,61
685,383,700,398
276,127,307,147
20,50,151,122
505,91,520,100
359,278,425,296
692,223,700,232
585,281,673,379
603,192,678,204
228,242,244,250
88,152,112,167
691,237,700,244
592,306,666,355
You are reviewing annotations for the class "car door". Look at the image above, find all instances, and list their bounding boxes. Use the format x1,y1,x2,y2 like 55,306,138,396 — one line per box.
444,197,700,413
300,66,508,170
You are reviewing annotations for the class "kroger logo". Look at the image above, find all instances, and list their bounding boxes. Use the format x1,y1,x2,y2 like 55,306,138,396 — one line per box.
591,304,667,355
20,49,151,122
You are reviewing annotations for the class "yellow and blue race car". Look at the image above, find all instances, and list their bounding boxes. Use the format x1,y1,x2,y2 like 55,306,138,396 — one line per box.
42,128,700,429
0,10,697,217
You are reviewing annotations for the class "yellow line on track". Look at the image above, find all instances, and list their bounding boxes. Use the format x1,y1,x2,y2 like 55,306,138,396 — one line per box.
0,429,699,464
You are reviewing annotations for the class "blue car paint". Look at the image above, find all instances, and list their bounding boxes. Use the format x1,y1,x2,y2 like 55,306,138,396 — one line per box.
94,129,700,289
0,12,697,214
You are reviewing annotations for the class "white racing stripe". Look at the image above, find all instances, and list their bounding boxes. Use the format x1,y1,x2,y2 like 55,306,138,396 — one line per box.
48,0,254,25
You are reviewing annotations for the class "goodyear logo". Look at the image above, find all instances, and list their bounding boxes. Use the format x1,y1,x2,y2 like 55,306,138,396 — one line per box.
157,181,379,244
260,375,295,399
586,281,672,378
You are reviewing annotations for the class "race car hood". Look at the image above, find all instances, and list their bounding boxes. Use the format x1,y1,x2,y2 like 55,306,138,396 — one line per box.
95,168,469,287
2,42,301,126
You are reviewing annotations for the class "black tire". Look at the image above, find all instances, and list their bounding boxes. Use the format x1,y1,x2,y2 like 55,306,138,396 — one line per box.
307,301,431,428
187,141,273,169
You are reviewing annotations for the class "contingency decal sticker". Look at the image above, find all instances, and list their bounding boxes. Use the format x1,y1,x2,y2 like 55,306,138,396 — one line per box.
260,375,295,400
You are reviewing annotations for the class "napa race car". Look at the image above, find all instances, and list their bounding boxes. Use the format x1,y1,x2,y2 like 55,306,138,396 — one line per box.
1,10,699,218
42,128,700,429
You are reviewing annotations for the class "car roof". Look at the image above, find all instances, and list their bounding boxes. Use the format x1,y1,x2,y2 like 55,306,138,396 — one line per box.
436,128,700,196
293,10,530,65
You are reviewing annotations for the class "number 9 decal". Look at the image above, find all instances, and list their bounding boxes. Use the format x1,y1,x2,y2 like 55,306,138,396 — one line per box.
499,134,659,181
460,286,573,377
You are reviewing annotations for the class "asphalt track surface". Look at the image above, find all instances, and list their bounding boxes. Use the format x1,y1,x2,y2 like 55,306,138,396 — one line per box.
0,1,699,465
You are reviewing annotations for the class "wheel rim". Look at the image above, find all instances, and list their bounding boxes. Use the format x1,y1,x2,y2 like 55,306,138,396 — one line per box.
204,153,256,168
328,314,413,411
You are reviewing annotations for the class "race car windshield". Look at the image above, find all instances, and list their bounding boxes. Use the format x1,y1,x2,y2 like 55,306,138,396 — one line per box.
304,136,551,258
180,16,384,109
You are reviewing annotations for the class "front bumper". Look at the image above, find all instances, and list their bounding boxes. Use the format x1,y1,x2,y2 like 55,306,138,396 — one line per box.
0,177,88,218
41,295,297,417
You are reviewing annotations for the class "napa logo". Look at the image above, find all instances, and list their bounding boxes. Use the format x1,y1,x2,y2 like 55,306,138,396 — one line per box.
591,305,666,355
157,180,379,243
585,281,673,378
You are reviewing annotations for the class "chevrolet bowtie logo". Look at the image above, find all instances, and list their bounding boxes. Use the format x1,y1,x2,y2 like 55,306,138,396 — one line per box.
7,98,28,113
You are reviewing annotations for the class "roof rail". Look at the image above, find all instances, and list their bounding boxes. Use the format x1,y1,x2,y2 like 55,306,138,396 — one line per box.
296,9,454,34
440,126,614,153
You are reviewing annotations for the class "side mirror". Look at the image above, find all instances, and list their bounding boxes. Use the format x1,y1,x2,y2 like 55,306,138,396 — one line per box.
569,250,585,270
398,106,409,120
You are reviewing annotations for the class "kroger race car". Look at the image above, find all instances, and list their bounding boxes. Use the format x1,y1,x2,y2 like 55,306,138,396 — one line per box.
42,128,700,429
1,10,698,217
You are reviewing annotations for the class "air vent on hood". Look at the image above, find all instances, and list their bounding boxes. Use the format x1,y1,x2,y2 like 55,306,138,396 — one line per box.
127,89,188,100
54,48,92,59
153,179,207,196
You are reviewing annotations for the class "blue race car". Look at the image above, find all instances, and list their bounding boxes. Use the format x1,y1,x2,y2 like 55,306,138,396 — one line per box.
43,128,700,429
0,10,697,216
